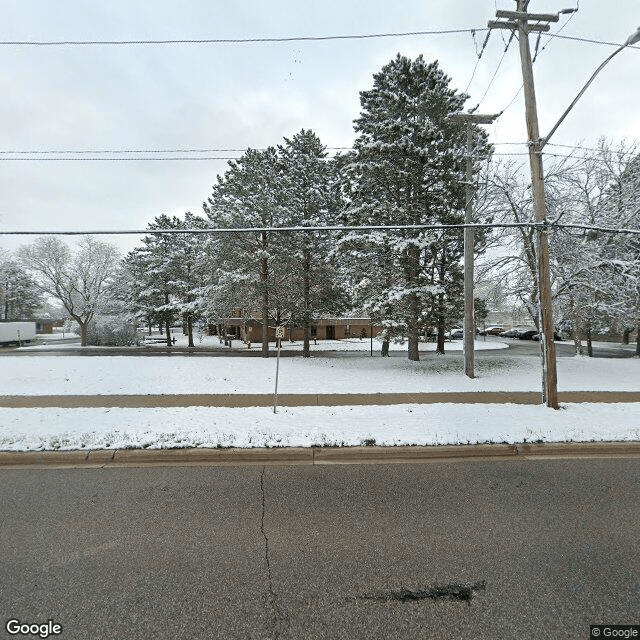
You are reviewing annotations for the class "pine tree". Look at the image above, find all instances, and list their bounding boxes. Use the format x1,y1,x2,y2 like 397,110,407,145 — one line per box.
126,214,208,347
278,130,349,357
203,148,286,357
339,54,489,360
0,255,42,320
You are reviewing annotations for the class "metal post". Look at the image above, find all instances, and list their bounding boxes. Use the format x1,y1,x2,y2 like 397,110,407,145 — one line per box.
273,331,282,413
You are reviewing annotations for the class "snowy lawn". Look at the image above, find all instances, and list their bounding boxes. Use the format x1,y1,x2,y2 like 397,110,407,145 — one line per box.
35,332,80,342
1,354,637,451
1,353,638,396
168,334,508,352
1,403,639,451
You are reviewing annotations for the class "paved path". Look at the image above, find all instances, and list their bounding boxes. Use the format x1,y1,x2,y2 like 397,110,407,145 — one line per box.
2,460,639,639
1,390,639,407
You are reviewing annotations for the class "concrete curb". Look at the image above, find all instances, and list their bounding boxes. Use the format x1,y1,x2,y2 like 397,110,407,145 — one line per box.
1,391,640,408
1,441,639,469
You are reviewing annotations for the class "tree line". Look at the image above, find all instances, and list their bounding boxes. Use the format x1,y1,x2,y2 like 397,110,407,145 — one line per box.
7,54,640,356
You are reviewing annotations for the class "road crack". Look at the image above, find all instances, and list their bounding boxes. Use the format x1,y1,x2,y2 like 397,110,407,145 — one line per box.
261,467,286,638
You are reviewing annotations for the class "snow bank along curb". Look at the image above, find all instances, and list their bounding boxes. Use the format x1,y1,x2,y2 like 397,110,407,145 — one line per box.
2,391,640,408
1,442,640,468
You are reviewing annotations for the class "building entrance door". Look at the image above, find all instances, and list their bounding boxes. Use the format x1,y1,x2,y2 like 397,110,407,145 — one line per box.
326,325,335,340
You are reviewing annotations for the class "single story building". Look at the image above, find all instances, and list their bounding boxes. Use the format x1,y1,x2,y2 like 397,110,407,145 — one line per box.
212,312,383,342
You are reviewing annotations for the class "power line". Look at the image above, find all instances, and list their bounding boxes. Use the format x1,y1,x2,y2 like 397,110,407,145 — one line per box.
0,145,633,163
494,7,578,117
464,29,493,94
546,142,639,157
533,1,579,62
552,33,640,51
0,151,625,163
0,143,527,155
0,156,241,161
0,28,488,47
0,147,353,155
469,27,515,113
2,222,639,236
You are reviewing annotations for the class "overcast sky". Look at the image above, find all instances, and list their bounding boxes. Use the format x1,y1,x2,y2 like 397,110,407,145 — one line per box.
1,0,639,254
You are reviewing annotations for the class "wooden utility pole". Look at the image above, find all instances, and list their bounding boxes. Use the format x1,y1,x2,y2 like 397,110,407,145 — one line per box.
450,112,499,379
490,1,559,408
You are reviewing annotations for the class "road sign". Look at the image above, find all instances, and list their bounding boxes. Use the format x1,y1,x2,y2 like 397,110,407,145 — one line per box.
276,326,284,339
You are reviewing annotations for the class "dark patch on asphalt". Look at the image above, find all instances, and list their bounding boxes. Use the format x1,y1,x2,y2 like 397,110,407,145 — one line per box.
354,580,486,605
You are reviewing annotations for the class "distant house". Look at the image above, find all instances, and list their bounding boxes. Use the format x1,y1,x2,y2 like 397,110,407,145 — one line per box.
34,318,54,334
213,310,382,342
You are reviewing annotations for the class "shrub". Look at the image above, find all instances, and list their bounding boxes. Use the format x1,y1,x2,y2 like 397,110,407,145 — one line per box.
87,317,139,346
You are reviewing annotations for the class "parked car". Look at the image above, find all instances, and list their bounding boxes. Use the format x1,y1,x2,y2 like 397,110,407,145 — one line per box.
532,332,564,342
479,325,504,336
518,329,539,340
449,328,464,339
499,329,521,338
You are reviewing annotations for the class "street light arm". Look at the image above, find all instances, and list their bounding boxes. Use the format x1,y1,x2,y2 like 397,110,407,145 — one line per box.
540,44,626,150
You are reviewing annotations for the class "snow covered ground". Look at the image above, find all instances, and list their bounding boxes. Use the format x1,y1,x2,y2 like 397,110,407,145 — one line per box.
1,353,638,395
35,331,80,342
1,403,639,452
0,353,638,451
170,334,508,352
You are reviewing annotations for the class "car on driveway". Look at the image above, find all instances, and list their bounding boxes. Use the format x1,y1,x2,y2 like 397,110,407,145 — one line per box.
499,329,520,338
532,331,564,342
479,325,504,336
518,329,539,340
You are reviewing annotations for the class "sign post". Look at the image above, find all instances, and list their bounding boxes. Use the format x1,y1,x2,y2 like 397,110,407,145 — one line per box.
273,325,284,413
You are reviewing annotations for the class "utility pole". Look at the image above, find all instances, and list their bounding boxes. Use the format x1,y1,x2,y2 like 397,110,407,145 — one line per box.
450,112,499,379
490,1,559,408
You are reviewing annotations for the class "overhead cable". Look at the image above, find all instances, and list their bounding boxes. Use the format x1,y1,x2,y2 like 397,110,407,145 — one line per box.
0,28,488,47
2,222,639,236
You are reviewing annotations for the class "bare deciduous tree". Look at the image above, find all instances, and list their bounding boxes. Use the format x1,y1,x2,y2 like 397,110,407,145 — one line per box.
19,236,120,346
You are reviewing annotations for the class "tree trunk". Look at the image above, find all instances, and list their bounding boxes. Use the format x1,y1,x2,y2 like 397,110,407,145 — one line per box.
636,320,640,357
407,291,420,361
187,312,194,348
302,248,311,358
147,319,152,336
407,243,421,361
586,318,593,357
158,320,163,334
79,322,88,347
622,327,632,344
570,297,582,356
261,232,270,358
436,311,445,354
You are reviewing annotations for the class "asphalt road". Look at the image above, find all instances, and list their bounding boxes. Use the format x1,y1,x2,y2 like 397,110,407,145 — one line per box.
2,461,639,639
